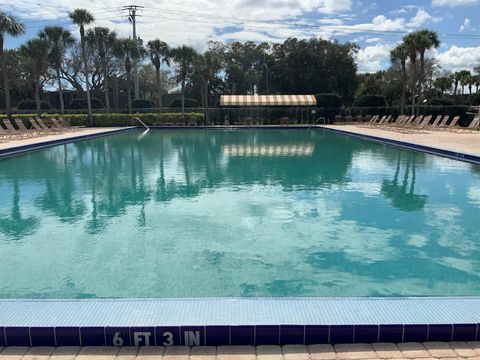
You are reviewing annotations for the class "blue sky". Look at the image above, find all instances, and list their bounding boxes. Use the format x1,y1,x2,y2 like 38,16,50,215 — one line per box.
2,0,480,72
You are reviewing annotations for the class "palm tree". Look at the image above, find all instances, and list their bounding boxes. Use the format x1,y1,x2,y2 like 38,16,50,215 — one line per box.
196,51,222,122
403,33,421,115
113,38,143,114
434,76,452,96
39,26,74,115
69,9,94,123
87,27,117,112
170,45,198,117
458,70,471,95
416,29,440,108
390,44,408,114
20,38,49,115
451,72,462,95
465,74,476,95
474,75,480,93
147,39,170,110
0,12,25,117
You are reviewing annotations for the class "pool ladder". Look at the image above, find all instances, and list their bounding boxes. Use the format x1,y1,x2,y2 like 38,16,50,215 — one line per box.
134,117,150,131
309,116,326,128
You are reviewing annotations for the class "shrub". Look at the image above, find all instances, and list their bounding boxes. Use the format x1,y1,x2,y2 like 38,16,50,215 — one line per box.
169,98,200,108
17,99,51,110
315,93,343,108
429,98,455,106
90,113,205,127
467,93,480,106
70,98,103,109
354,94,387,107
132,99,156,109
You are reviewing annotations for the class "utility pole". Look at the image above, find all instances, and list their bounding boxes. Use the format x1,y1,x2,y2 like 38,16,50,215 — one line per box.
122,5,144,100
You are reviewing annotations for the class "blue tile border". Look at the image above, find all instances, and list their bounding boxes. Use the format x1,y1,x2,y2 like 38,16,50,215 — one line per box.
321,126,480,165
1,323,479,347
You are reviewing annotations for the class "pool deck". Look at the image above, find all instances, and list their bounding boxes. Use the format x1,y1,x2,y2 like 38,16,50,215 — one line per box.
1,342,480,359
322,125,480,160
0,128,130,157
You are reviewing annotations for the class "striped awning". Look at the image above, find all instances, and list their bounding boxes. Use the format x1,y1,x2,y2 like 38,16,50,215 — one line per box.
220,95,317,107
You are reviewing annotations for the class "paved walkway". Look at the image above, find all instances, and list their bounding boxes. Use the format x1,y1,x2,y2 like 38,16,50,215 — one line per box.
1,343,480,359
323,125,480,157
0,128,127,152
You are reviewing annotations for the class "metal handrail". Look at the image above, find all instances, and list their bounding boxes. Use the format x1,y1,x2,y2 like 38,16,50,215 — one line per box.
133,117,150,130
309,116,326,128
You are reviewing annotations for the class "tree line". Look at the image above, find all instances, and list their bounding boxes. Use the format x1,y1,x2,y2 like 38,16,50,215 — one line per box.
1,8,479,123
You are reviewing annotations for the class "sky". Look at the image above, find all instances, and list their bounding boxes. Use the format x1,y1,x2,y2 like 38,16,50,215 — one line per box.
2,0,480,73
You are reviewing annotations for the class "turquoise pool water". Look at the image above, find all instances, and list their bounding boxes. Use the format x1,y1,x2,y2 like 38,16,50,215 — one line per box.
0,129,479,298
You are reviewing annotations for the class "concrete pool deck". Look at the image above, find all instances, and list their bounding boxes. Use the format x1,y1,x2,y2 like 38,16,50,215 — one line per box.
1,342,480,359
0,128,131,157
322,125,480,160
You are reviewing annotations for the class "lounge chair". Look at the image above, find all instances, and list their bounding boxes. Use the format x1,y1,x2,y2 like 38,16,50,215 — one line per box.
3,119,32,138
430,115,443,128
411,115,432,132
36,117,62,132
383,115,405,128
0,124,14,141
365,115,386,127
460,116,480,132
438,115,460,131
29,117,50,133
359,115,378,127
50,117,79,132
14,118,43,137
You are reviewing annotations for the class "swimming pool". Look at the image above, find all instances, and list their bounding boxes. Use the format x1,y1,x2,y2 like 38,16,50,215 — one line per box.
0,129,479,299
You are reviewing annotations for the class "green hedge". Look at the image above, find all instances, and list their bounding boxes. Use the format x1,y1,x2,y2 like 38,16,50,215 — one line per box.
90,113,205,127
354,94,387,107
315,94,343,108
0,113,205,127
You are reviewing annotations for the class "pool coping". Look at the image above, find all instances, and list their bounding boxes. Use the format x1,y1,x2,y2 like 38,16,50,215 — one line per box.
1,126,480,347
0,297,479,347
320,126,480,165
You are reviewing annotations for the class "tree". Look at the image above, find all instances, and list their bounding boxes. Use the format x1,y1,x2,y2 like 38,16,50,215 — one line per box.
39,26,74,114
113,38,143,114
170,45,198,117
87,27,117,112
147,39,170,109
434,76,452,96
390,44,408,114
69,9,94,123
403,32,422,115
465,74,476,95
451,72,462,95
0,12,25,117
416,30,440,108
458,70,471,95
195,50,222,122
20,38,49,115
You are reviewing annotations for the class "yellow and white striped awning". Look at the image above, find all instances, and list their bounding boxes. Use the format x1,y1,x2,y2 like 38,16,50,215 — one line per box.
220,95,317,107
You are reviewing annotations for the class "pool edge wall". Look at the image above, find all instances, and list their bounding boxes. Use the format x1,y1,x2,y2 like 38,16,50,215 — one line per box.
0,298,479,346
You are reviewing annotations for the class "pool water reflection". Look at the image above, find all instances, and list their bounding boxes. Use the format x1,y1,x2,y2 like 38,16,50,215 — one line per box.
0,129,479,298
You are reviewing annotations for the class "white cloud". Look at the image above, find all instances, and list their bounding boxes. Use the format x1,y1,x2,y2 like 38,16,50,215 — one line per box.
432,0,479,6
2,0,352,51
356,43,394,72
407,9,442,27
459,18,471,32
436,45,480,72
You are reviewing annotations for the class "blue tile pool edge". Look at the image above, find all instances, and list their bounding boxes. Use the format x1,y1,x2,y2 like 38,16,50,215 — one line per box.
321,126,480,165
0,127,137,159
0,297,479,346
